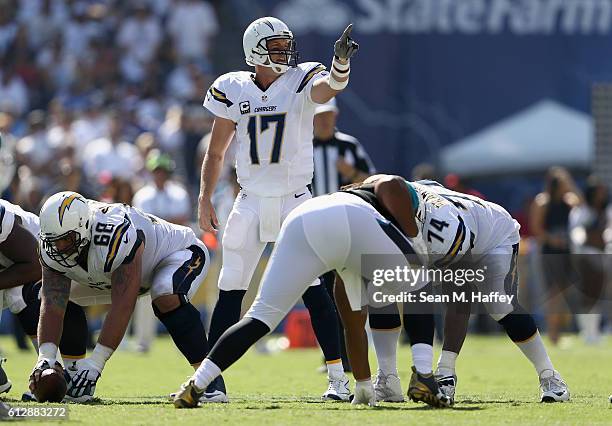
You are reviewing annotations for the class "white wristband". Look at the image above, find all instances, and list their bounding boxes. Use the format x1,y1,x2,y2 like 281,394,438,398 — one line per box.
329,75,349,90
329,57,350,90
90,344,114,372
38,342,58,364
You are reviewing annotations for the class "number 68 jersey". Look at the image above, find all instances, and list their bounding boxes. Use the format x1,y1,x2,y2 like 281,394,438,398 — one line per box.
40,201,202,290
204,62,329,197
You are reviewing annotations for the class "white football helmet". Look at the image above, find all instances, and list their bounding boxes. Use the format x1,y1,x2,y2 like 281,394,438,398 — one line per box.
243,16,298,74
40,191,92,268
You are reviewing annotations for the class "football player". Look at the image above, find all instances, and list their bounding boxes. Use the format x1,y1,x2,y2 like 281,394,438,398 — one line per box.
0,199,88,398
174,176,450,408
364,177,570,404
197,17,358,402
30,191,210,402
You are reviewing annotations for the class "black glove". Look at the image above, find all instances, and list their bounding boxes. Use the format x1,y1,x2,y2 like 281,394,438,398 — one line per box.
334,24,359,60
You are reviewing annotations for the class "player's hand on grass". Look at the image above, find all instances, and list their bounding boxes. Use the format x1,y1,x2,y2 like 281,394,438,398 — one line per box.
65,359,101,402
334,24,359,61
198,196,219,234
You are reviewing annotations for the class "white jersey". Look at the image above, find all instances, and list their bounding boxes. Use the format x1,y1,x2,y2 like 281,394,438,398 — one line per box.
0,199,40,269
410,181,520,265
204,62,329,196
41,201,200,291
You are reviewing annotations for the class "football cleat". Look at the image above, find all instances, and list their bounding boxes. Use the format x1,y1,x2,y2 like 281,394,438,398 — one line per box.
435,373,457,405
351,381,376,406
173,379,204,408
373,370,404,402
539,369,570,402
408,366,451,408
0,359,12,394
322,374,351,401
202,376,229,403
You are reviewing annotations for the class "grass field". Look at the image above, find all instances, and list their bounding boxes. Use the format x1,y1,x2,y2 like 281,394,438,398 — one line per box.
0,334,610,425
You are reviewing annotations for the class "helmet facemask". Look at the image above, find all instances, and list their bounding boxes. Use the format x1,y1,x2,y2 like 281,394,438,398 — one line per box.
41,230,89,268
254,36,298,74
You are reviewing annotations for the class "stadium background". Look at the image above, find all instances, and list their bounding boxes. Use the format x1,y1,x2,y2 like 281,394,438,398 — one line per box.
0,0,610,353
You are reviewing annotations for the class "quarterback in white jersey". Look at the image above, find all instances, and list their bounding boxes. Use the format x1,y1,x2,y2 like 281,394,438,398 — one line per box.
31,192,211,403
195,17,359,403
361,176,569,405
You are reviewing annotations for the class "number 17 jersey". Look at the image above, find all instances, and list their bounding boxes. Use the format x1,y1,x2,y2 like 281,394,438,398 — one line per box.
203,62,329,197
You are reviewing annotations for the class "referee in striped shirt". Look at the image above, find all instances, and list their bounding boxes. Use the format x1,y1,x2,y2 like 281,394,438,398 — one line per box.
312,99,375,196
312,98,376,372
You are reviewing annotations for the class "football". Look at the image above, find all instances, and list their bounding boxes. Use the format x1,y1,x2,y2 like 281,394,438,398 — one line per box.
33,368,67,403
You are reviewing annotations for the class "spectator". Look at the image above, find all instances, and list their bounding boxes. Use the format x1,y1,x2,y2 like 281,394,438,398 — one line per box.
167,0,218,62
530,166,582,344
15,110,60,190
82,113,143,182
117,3,162,83
0,63,29,116
569,176,609,344
132,150,191,225
0,5,18,57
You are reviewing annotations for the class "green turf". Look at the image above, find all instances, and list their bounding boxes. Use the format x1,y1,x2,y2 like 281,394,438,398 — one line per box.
0,334,610,425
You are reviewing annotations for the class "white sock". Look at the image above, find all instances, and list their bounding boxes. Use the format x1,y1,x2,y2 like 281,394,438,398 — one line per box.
326,360,345,379
514,331,554,375
436,350,458,377
371,327,400,375
193,359,222,390
411,343,433,374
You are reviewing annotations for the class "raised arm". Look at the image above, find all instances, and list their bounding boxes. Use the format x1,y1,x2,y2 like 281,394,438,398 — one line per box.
310,24,359,104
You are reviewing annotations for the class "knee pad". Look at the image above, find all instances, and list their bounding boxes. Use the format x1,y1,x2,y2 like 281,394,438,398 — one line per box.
497,307,537,342
369,304,401,330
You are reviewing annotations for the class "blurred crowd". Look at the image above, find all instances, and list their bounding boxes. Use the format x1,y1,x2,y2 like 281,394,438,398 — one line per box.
0,0,220,216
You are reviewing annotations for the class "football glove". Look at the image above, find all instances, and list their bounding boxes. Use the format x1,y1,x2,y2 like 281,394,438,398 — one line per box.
29,359,63,395
65,359,101,403
334,24,359,60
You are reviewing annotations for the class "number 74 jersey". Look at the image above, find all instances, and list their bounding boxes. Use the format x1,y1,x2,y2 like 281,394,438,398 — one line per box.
409,180,520,267
204,62,329,197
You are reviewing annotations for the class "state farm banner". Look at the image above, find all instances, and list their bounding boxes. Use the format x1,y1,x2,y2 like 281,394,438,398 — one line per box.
254,0,612,174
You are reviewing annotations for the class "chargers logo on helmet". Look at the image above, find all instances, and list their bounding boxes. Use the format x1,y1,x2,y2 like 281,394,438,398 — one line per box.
40,191,92,268
243,17,299,74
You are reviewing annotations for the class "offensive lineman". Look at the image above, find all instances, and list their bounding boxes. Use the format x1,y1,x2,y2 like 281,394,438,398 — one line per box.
30,192,210,402
174,176,450,408
197,17,359,402
364,177,570,404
